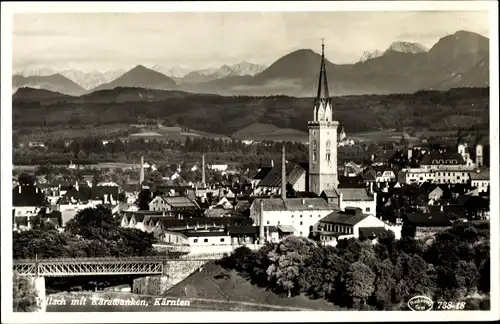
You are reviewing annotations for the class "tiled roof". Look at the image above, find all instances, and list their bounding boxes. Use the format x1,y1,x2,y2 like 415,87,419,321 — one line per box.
257,163,305,188
320,209,368,226
253,167,273,180
61,187,88,203
205,209,232,217
160,216,252,229
321,189,339,198
13,185,47,207
338,188,373,201
339,175,365,188
470,169,490,181
420,152,465,166
257,198,334,211
277,225,295,233
359,227,389,240
183,230,229,237
227,225,258,235
164,196,200,209
405,212,454,227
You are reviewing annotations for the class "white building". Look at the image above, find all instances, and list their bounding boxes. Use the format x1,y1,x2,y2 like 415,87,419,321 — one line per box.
317,207,399,246
398,151,474,185
337,188,377,215
250,198,337,238
469,169,490,193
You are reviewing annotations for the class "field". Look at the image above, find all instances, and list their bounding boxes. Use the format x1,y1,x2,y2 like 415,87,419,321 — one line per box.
45,260,342,312
165,261,341,311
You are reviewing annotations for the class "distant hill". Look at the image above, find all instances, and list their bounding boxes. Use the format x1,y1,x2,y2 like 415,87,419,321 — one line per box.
12,87,74,105
12,74,86,96
80,87,192,103
13,87,489,139
90,65,178,92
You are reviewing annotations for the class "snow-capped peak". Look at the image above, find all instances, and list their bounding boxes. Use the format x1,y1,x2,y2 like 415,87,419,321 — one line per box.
385,41,428,54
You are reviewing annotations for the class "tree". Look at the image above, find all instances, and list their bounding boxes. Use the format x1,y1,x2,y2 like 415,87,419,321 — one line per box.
286,182,297,198
266,236,316,297
13,273,40,312
137,189,152,210
345,261,376,308
18,173,36,186
65,206,120,241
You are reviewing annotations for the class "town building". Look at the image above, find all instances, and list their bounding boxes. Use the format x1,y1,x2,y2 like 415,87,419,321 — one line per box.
469,169,490,193
316,207,389,246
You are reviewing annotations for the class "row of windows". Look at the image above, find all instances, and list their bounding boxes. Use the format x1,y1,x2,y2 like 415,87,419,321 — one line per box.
323,223,353,234
193,238,225,243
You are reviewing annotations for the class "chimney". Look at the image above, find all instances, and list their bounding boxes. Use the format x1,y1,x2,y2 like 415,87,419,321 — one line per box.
281,144,286,200
139,156,145,186
202,154,206,185
259,200,265,245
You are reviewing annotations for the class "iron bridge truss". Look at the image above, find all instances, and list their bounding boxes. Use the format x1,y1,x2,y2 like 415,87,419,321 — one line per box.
12,256,214,277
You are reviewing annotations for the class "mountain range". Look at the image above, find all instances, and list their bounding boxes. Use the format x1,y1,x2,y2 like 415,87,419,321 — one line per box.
359,41,428,62
12,30,489,97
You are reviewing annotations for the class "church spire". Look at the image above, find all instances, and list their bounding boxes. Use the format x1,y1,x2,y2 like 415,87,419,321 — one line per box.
316,38,330,100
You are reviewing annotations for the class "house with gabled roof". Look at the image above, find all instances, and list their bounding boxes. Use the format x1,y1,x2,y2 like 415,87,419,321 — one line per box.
316,207,388,246
253,162,306,196
12,185,49,230
250,197,337,239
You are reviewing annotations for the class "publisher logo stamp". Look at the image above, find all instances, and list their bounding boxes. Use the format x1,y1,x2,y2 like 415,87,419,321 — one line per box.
408,296,434,311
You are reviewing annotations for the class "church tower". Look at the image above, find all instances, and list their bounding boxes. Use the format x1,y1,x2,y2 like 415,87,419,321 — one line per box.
308,40,339,195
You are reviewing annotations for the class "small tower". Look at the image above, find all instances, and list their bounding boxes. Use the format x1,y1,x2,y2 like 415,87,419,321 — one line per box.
139,156,145,186
308,39,339,195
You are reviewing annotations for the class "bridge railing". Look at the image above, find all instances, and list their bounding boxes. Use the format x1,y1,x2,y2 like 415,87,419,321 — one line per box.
12,254,222,265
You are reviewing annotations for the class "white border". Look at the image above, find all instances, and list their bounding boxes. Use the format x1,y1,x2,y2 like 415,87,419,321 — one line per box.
1,1,499,323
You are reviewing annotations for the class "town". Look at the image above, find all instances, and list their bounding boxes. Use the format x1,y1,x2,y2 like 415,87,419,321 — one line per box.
10,14,492,312
13,46,490,252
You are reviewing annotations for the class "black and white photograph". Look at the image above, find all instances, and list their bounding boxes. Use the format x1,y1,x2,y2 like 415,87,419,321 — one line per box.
1,1,498,322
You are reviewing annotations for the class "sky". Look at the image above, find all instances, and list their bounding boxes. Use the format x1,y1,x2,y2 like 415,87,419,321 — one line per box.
12,11,490,73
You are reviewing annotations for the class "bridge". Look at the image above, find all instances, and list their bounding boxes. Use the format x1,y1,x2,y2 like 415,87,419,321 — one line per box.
13,254,224,277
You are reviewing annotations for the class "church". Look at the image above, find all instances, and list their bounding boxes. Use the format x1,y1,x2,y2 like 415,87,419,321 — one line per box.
250,41,383,243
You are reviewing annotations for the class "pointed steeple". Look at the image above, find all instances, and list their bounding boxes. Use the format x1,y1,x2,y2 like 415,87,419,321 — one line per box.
316,38,330,100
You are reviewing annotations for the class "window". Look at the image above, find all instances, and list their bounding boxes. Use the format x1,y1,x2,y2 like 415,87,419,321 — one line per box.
300,214,303,218
310,215,312,218
278,221,280,225
300,231,303,236
300,221,303,225
313,152,317,162
194,239,198,243
366,207,370,212
220,238,225,242
266,221,270,225
204,238,208,243
326,153,331,162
